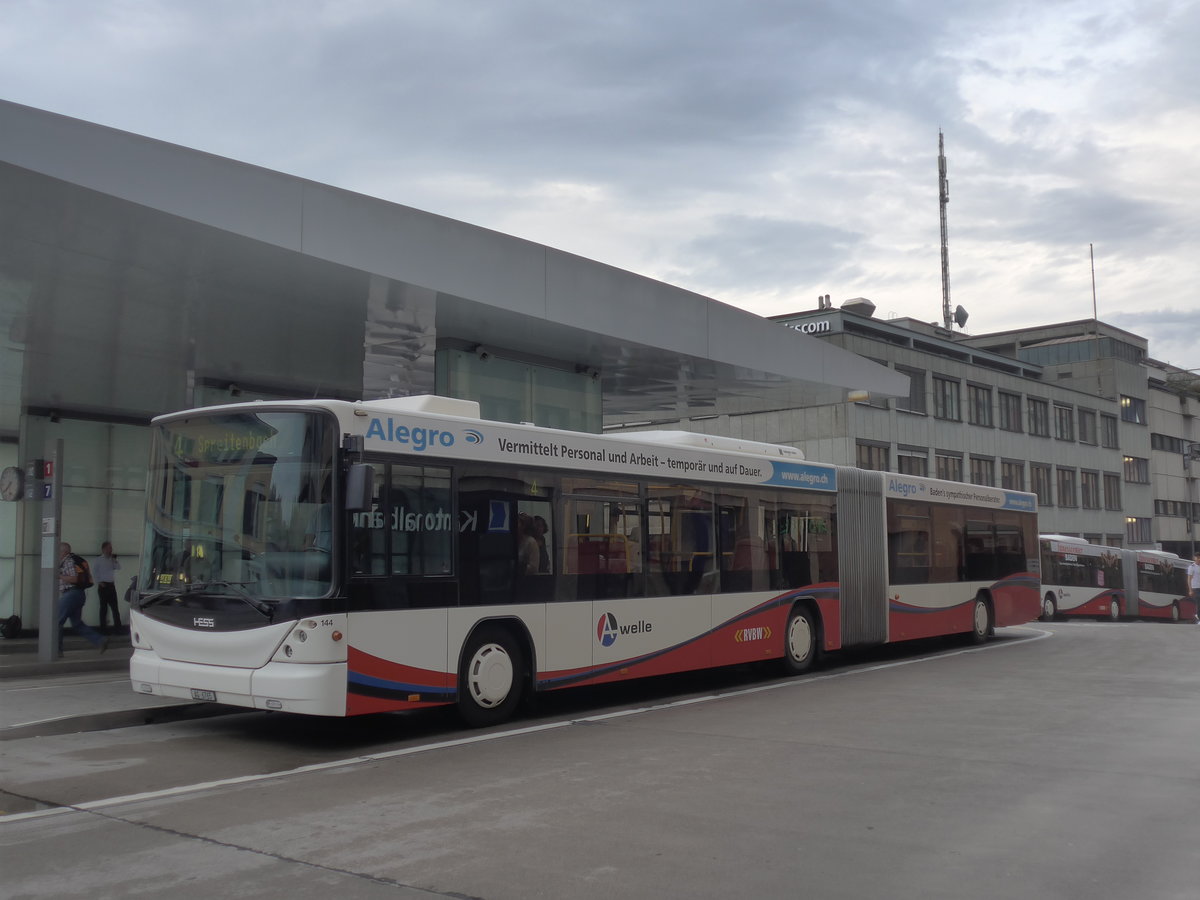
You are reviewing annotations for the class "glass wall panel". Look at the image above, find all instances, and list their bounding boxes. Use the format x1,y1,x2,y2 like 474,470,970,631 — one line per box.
437,347,602,431
0,441,16,619
111,424,151,491
534,365,601,433
0,270,30,437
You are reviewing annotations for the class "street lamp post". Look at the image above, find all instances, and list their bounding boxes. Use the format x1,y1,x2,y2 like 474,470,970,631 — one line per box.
1185,442,1200,558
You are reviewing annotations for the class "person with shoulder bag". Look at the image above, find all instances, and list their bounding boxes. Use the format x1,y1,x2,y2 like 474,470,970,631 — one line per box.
57,542,106,654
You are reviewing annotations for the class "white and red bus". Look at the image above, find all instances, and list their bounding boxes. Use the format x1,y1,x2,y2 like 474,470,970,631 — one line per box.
130,396,1040,725
1038,535,1193,622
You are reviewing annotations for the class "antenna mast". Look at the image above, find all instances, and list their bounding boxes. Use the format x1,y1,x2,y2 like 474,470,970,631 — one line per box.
938,130,952,330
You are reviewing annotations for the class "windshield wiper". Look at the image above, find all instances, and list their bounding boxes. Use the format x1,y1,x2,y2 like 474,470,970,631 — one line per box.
136,581,273,620
137,586,189,609
185,581,275,619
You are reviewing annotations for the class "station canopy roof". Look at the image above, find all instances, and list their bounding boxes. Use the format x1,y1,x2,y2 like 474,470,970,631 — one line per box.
0,100,907,426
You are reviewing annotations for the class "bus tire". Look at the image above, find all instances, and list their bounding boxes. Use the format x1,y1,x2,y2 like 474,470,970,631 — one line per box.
1041,594,1057,621
1106,600,1120,622
457,625,524,728
969,595,992,644
1170,602,1180,623
782,605,817,675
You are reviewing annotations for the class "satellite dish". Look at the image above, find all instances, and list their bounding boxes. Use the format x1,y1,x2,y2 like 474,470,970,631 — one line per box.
953,305,969,328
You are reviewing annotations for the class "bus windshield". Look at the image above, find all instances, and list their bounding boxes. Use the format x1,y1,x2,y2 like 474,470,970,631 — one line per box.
140,409,337,600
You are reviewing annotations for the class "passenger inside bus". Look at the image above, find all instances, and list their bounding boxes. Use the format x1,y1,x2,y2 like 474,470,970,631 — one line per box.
516,514,540,576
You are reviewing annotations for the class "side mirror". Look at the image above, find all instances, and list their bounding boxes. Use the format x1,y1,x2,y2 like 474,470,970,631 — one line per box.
345,463,375,512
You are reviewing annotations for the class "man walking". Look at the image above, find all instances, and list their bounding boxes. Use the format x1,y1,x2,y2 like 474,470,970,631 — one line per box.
57,542,107,654
92,541,122,633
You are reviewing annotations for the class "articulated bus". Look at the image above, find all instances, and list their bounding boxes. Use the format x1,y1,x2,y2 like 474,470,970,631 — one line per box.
130,396,1040,725
1038,535,1194,622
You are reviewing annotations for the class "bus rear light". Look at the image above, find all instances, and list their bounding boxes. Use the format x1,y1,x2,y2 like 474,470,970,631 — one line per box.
283,645,294,657
332,631,343,642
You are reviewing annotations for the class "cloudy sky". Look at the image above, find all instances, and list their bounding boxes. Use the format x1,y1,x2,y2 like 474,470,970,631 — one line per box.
4,0,1198,368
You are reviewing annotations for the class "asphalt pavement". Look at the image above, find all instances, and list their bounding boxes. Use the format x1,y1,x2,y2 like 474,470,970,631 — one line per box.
4,620,1198,900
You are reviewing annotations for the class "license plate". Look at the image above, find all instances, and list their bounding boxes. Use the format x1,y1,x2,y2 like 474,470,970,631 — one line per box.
190,689,217,702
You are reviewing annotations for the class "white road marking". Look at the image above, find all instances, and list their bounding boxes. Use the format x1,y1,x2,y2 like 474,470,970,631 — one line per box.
2,627,1052,823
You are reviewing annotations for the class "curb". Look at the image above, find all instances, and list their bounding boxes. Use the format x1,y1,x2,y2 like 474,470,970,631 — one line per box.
2,702,245,741
0,655,133,679
1,635,133,680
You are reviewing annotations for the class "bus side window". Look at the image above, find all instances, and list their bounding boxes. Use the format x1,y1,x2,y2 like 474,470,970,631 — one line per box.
655,487,715,595
887,500,931,585
929,505,965,583
719,492,773,593
390,466,453,576
993,512,1026,578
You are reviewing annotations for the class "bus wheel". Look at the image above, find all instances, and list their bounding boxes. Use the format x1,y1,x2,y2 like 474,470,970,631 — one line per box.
970,595,991,644
1106,600,1120,622
1170,602,1180,623
457,626,524,728
1041,594,1057,621
783,606,816,675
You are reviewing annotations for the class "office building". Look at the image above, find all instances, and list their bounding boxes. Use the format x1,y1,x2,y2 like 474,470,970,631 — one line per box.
623,300,1199,553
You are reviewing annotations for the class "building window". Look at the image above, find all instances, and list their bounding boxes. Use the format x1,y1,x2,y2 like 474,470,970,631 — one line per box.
1031,464,1053,506
998,392,1022,433
1078,409,1097,445
1054,405,1075,442
1001,460,1025,491
1100,414,1119,448
1125,516,1151,544
1103,472,1122,510
1080,471,1100,509
1154,499,1193,517
1083,533,1103,544
897,447,928,476
1028,398,1050,437
895,366,926,414
1056,468,1077,507
969,456,995,486
1150,433,1186,454
933,377,960,421
856,442,889,472
967,385,993,427
1122,456,1149,483
1120,395,1146,425
935,452,963,482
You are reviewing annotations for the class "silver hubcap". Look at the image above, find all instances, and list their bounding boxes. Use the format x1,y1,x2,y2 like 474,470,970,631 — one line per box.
465,642,514,709
1110,602,1119,620
974,600,988,635
788,615,812,663
1043,597,1054,618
